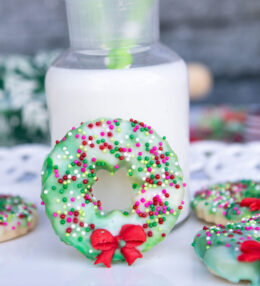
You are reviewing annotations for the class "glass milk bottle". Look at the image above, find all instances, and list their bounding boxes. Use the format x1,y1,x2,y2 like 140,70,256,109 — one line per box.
45,0,190,223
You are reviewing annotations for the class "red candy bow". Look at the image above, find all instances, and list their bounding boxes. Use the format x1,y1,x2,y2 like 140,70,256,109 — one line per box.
237,240,260,262
90,224,146,268
240,198,260,212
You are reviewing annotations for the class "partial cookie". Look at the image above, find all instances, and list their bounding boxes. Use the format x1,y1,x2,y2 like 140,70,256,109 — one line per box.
192,214,260,286
191,180,260,224
0,195,37,243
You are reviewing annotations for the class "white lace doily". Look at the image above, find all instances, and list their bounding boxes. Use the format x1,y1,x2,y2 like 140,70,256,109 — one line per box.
0,141,260,188
0,144,49,185
190,141,260,180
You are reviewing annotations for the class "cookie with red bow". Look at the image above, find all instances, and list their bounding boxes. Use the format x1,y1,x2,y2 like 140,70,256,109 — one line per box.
41,118,186,267
192,214,260,285
191,180,260,224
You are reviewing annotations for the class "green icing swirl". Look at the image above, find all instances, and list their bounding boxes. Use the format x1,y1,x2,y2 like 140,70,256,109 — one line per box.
0,195,36,228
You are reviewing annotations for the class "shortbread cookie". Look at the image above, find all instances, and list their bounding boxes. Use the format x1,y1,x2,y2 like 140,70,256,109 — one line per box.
192,214,260,286
191,180,260,224
0,195,37,242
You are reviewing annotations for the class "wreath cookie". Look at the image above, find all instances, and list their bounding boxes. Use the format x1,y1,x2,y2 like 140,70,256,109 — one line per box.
192,214,260,286
41,118,186,267
0,195,37,242
191,180,260,224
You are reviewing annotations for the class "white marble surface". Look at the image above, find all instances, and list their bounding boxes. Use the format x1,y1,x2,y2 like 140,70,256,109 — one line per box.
0,181,249,286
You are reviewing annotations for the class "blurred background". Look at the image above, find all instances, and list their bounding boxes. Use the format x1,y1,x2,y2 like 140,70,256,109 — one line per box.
0,0,259,145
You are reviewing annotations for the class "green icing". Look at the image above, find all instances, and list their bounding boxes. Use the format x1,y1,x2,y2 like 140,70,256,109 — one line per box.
191,180,260,222
41,118,185,265
0,195,36,228
192,215,260,286
41,157,53,185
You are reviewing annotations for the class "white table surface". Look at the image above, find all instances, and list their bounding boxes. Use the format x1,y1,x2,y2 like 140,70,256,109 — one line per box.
0,181,246,286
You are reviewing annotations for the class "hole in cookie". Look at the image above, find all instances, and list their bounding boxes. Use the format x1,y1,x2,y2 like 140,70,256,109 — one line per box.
93,168,135,212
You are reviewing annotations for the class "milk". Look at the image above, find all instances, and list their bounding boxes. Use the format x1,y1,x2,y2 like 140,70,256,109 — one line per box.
45,59,190,223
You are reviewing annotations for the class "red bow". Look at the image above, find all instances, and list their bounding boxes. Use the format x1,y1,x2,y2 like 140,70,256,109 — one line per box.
237,240,260,262
90,224,146,268
240,198,260,211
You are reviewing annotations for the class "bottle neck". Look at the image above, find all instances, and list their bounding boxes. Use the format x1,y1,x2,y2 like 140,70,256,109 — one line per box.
65,0,159,52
